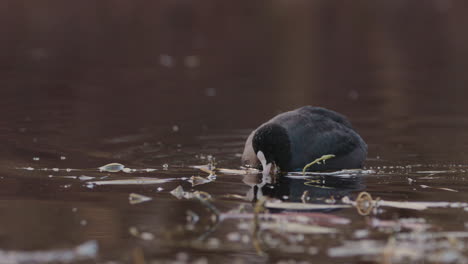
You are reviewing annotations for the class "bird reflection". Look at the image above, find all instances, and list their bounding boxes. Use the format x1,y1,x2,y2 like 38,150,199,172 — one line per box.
244,172,365,204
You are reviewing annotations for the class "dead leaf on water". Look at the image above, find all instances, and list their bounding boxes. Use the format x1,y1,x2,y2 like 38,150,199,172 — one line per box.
170,185,186,200
261,222,338,234
88,177,176,186
99,163,125,172
217,168,261,175
193,165,260,175
169,185,212,200
221,194,249,201
129,193,152,205
420,185,458,192
265,201,351,211
188,176,212,187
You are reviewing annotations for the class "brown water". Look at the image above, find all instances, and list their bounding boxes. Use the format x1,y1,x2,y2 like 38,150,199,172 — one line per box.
2,1,468,263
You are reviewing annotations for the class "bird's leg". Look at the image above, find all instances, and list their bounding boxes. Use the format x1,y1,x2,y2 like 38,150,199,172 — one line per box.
302,154,336,175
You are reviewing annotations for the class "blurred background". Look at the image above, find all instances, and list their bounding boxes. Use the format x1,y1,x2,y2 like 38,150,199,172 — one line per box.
2,0,468,124
2,0,468,164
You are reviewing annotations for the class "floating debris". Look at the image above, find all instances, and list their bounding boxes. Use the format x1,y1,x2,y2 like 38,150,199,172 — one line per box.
328,240,385,258
329,231,468,263
129,227,155,241
302,154,335,174
78,175,94,181
370,218,431,232
378,200,452,210
188,176,212,187
221,211,350,226
439,187,459,192
265,201,351,211
344,192,468,215
193,165,261,175
420,185,458,192
287,169,375,178
227,232,241,242
89,177,175,186
415,170,453,174
33,157,40,161
354,229,370,239
60,156,67,160
220,194,249,201
170,185,212,201
0,240,98,264
129,193,153,205
217,168,260,175
170,185,185,200
261,222,338,234
98,163,125,172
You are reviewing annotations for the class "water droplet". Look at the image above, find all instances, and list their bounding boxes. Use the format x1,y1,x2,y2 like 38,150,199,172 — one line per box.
348,90,359,100
159,54,174,68
204,88,216,97
184,55,200,68
78,175,94,181
60,156,67,160
227,232,241,242
140,232,154,241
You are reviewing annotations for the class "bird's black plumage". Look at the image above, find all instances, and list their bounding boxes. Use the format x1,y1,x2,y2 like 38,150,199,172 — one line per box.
242,106,367,172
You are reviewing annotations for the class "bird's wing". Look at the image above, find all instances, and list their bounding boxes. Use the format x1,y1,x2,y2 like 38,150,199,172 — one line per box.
287,118,365,170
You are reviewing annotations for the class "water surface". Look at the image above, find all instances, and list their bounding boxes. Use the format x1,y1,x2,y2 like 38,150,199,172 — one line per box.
1,1,468,263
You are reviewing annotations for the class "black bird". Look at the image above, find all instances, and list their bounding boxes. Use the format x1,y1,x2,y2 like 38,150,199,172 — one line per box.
242,106,367,176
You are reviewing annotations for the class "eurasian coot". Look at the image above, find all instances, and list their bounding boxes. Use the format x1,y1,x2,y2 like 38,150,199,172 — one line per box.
242,106,367,176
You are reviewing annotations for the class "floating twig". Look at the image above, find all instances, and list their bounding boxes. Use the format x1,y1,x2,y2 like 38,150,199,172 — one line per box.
302,154,336,175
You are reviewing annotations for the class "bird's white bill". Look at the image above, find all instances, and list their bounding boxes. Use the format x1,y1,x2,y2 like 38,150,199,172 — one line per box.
257,151,272,178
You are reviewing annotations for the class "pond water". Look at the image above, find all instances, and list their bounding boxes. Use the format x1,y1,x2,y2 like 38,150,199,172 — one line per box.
2,1,468,264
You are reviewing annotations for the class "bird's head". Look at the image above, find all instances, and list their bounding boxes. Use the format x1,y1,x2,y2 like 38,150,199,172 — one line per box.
252,123,291,177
